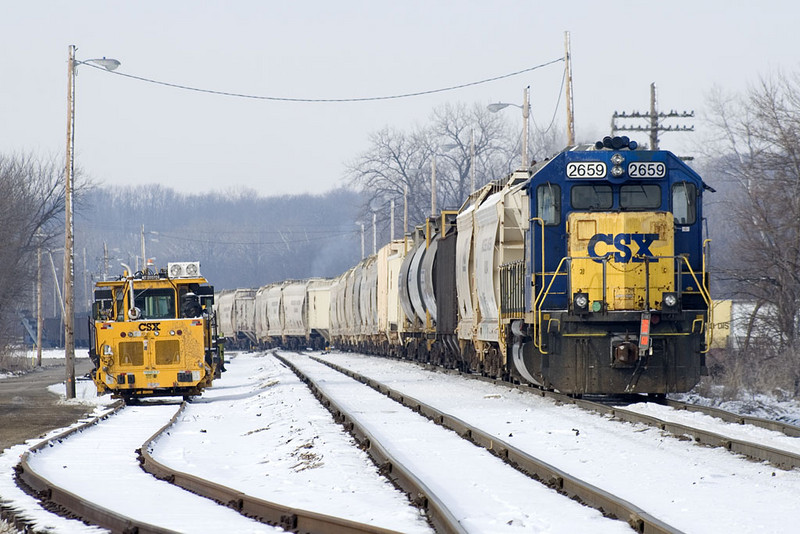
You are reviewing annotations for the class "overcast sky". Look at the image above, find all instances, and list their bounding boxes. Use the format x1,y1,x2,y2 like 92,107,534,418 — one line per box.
2,2,797,197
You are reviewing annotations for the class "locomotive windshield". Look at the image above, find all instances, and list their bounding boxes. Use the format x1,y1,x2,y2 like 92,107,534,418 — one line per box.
571,185,612,210
133,288,176,319
620,184,661,209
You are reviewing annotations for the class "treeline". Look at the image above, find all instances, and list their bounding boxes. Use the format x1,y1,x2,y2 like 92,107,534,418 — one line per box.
74,186,365,300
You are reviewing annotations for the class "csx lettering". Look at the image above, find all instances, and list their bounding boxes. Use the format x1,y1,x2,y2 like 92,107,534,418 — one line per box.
138,322,161,332
587,233,659,263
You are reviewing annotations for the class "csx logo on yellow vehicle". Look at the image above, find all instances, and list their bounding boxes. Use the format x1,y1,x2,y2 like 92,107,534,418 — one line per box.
588,233,659,263
138,322,161,332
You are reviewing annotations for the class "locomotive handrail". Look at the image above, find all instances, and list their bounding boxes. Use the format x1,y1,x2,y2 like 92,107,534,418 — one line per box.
530,218,547,316
702,239,713,351
532,256,571,353
531,251,713,355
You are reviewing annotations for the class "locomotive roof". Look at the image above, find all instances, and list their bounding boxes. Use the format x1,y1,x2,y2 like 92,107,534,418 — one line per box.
96,275,210,288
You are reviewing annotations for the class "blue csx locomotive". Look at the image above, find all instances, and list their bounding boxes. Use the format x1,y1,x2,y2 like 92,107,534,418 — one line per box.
218,136,712,395
506,136,712,394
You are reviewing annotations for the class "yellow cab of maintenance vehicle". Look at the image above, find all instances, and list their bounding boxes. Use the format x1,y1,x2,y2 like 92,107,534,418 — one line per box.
89,261,223,401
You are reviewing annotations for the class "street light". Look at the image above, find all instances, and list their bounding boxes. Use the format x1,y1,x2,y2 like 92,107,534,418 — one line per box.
64,45,120,399
488,86,530,168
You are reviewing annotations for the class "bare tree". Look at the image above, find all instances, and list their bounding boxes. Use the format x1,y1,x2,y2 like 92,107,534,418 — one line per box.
346,102,564,232
704,70,800,394
0,153,70,353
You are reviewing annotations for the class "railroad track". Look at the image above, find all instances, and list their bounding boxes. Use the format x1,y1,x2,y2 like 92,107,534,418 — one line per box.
12,398,405,533
571,397,800,470
277,352,673,534
405,359,800,470
305,349,800,533
139,404,402,534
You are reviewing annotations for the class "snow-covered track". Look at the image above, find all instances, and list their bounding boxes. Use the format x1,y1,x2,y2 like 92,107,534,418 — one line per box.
277,352,648,534
14,401,177,534
139,402,404,534
660,399,800,437
380,357,800,470
574,399,800,470
14,401,283,533
275,354,466,534
307,350,800,532
303,355,676,534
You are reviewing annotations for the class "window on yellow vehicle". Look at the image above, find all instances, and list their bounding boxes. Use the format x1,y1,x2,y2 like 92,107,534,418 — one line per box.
672,182,697,225
620,184,661,209
134,288,176,319
115,288,125,321
537,183,561,225
119,341,144,366
155,339,181,365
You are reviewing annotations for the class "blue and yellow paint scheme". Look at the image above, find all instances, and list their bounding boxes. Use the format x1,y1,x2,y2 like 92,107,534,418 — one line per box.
507,137,711,394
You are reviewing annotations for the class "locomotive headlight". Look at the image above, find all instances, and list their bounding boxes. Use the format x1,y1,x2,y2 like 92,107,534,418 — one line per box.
611,153,625,165
662,292,679,312
611,165,624,177
573,292,589,313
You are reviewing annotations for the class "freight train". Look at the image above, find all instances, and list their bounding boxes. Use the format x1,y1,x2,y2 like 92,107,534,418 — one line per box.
218,137,713,395
88,261,223,400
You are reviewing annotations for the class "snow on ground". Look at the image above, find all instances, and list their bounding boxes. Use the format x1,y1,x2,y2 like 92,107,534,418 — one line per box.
151,351,431,533
673,388,800,426
312,350,800,534
4,348,800,533
0,348,81,380
26,402,282,533
279,352,631,533
618,400,800,455
0,351,430,534
0,409,115,533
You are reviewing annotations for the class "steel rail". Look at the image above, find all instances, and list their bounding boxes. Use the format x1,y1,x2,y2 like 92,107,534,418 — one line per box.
275,353,467,534
13,401,180,534
575,399,800,470
426,363,800,470
14,397,400,534
139,402,403,534
661,398,800,437
309,356,681,534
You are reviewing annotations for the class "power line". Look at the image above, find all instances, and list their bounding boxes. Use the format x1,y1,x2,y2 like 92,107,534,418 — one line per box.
84,58,565,103
156,230,353,246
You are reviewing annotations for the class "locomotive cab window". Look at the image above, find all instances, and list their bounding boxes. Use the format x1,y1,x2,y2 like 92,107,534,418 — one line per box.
620,184,661,209
571,184,612,210
537,183,561,225
672,182,697,225
93,289,114,320
134,288,176,319
115,289,125,321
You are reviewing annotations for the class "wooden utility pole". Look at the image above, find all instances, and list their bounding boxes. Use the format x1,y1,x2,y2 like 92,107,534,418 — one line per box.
564,31,575,146
64,44,76,399
612,83,694,149
36,237,43,367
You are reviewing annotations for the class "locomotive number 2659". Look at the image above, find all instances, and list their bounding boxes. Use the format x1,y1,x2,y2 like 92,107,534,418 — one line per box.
566,162,607,178
628,162,666,178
